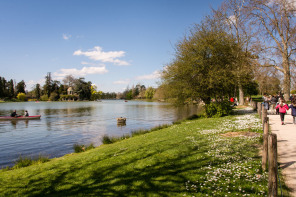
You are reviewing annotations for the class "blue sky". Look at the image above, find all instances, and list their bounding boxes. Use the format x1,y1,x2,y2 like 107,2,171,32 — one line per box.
0,0,224,92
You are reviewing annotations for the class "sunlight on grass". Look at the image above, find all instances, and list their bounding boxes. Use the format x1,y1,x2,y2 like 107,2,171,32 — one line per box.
0,112,290,196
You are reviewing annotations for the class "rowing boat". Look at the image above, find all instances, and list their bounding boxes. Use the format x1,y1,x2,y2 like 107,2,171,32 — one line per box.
0,115,41,120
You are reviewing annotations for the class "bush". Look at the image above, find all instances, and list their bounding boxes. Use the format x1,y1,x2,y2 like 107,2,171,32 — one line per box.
13,155,49,169
102,135,113,144
205,101,233,118
73,143,95,153
40,95,49,101
17,93,27,101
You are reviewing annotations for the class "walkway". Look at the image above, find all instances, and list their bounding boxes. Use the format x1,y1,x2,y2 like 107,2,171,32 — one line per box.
268,111,296,196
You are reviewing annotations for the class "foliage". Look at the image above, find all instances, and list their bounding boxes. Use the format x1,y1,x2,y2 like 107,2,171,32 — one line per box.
74,78,92,100
243,80,259,96
16,80,26,94
90,85,103,101
16,93,27,101
35,83,41,100
12,155,49,169
145,87,156,99
161,16,240,104
291,90,296,94
60,95,78,101
73,143,95,153
40,95,49,101
49,92,59,101
205,101,233,118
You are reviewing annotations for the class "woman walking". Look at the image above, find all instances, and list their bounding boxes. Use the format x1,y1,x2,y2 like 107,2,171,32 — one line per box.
276,99,289,125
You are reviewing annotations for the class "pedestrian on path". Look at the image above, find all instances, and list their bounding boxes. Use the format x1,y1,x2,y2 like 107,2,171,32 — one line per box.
276,99,289,125
289,100,296,124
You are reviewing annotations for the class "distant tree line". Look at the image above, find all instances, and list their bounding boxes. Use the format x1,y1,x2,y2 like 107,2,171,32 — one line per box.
0,73,164,102
0,76,26,101
117,84,161,100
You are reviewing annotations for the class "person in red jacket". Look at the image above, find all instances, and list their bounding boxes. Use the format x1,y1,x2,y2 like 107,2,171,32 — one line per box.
276,99,289,125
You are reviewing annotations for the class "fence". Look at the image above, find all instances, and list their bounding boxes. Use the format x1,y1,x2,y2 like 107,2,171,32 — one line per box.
252,101,279,197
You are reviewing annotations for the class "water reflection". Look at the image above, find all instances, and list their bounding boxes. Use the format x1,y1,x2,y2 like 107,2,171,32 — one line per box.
0,101,202,168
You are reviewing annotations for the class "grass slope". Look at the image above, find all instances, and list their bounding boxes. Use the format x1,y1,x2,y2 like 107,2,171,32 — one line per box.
0,112,286,196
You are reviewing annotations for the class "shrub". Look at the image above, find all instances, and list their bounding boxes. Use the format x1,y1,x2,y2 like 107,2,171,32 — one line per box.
13,155,49,169
17,93,27,101
102,135,113,144
13,156,32,169
73,143,95,153
40,95,49,101
205,101,233,118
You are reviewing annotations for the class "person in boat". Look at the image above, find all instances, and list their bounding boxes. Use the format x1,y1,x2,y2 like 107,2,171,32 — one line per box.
11,110,17,117
24,110,29,117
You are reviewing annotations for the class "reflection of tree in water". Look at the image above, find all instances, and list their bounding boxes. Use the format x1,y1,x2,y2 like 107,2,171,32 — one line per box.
43,106,95,130
175,104,203,121
43,107,95,117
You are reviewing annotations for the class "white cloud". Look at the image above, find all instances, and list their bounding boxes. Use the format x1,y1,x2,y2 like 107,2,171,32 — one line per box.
135,70,161,80
73,46,129,66
62,34,72,40
113,79,130,84
53,66,108,79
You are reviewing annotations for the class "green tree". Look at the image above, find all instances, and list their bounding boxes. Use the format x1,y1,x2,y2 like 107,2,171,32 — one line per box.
34,83,41,100
90,85,102,101
7,79,15,99
16,80,26,94
145,87,156,99
161,16,239,104
74,78,92,100
43,72,52,98
0,77,5,98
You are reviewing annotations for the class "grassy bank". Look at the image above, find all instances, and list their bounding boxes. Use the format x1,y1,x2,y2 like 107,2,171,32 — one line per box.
0,111,288,196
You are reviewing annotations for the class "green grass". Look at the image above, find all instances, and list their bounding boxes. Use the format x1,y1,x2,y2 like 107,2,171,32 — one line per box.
0,113,291,196
251,95,263,102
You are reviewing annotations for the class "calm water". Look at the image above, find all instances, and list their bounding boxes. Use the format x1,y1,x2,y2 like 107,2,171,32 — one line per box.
0,100,200,168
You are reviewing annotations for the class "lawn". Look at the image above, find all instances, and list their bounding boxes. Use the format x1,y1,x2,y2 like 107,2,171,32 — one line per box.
0,111,288,196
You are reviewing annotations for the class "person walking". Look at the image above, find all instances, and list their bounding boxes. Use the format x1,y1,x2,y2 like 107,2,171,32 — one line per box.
276,99,289,125
289,100,296,124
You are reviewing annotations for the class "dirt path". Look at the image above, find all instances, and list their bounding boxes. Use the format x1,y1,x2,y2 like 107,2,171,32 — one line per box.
268,111,296,196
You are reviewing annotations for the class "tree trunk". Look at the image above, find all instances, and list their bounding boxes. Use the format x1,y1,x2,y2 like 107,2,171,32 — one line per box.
238,83,244,105
283,57,291,102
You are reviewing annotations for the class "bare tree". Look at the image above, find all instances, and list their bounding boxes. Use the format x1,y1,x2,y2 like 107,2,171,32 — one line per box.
247,0,296,101
62,75,75,87
215,0,256,105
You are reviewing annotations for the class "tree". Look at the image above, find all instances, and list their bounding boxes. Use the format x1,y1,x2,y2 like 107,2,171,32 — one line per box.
215,0,255,105
161,16,240,104
63,75,75,87
254,66,281,95
7,79,15,99
90,85,102,101
247,0,296,101
34,83,41,100
43,72,52,98
74,78,92,100
145,87,156,99
0,77,6,98
16,80,26,94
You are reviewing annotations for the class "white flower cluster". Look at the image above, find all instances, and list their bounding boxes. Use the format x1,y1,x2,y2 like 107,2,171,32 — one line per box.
183,113,266,196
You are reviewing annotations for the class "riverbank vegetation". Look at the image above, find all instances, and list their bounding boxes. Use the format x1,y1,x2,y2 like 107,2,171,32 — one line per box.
0,110,289,196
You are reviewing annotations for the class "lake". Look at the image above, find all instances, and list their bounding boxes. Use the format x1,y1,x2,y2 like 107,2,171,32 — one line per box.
0,100,201,168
